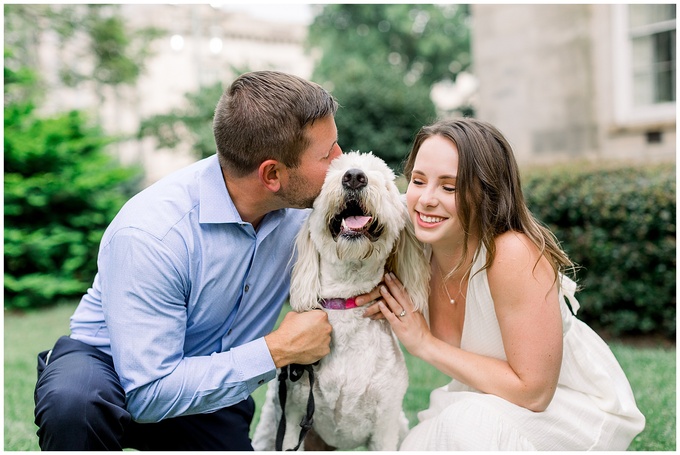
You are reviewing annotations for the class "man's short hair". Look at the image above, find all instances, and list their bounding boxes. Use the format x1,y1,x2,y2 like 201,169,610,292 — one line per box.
213,71,338,176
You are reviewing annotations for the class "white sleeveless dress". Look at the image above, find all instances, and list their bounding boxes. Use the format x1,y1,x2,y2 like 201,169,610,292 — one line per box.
400,246,645,451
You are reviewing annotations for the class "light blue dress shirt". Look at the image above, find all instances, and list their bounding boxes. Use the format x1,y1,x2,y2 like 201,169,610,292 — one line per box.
70,154,308,423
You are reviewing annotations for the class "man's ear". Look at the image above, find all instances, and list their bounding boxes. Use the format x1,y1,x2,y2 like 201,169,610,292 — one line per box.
258,159,283,192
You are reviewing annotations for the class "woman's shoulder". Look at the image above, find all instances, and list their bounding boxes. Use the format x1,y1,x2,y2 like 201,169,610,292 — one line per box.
491,231,542,265
487,231,555,294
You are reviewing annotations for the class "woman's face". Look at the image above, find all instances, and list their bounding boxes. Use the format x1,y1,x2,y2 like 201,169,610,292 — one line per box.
406,135,461,246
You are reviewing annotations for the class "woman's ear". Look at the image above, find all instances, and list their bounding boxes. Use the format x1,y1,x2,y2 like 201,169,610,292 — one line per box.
259,159,283,192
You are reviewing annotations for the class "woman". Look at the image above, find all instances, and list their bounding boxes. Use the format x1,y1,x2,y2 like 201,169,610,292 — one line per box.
360,118,645,450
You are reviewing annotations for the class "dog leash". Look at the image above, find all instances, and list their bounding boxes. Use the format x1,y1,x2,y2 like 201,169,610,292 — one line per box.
275,363,317,451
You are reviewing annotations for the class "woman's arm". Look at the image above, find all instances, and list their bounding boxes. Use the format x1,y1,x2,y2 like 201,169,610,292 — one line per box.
378,232,563,412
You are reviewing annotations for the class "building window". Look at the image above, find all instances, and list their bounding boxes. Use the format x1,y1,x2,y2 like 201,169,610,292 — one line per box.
612,4,676,125
629,4,676,107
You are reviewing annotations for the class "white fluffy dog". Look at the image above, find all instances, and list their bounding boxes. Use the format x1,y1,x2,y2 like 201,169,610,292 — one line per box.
252,151,430,451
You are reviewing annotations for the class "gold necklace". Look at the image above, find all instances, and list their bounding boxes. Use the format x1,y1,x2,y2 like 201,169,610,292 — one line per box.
437,263,456,305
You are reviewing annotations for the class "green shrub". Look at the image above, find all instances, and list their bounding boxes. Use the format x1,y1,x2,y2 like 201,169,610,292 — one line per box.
4,103,141,310
523,163,676,338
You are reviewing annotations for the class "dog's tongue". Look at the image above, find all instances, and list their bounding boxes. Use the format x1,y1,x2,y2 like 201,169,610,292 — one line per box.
344,216,372,230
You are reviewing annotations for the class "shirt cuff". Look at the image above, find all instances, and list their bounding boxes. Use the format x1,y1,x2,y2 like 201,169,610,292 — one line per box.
232,337,277,394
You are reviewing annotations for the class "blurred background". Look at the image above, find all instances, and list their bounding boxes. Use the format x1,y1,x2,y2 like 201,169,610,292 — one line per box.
5,4,675,181
3,4,676,450
5,1,675,336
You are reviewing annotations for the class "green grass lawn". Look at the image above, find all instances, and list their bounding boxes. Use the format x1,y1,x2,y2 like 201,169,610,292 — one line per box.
5,302,675,451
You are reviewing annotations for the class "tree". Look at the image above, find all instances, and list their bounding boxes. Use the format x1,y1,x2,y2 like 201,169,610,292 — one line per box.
5,4,162,87
307,4,471,170
4,4,160,311
138,82,225,160
4,4,163,121
4,59,142,310
328,63,436,170
309,4,471,87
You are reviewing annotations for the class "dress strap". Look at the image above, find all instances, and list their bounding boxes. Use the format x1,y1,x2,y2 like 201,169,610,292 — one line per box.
559,274,580,336
559,274,580,315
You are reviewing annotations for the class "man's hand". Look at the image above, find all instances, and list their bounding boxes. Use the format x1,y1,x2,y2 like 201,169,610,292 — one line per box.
264,310,331,368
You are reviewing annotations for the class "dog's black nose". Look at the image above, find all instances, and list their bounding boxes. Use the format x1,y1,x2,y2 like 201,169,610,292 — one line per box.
342,168,367,190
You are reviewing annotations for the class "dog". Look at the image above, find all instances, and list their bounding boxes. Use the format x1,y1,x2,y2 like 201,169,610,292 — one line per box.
252,151,430,451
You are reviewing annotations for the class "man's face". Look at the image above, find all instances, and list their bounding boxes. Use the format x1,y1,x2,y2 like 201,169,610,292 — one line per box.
279,116,342,209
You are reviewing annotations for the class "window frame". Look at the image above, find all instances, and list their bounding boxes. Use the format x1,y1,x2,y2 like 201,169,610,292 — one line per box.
611,4,676,126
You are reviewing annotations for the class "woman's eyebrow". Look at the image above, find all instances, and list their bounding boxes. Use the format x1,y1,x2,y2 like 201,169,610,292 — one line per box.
412,169,457,180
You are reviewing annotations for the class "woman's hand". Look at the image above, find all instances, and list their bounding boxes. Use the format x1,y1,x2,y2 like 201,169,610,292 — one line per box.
377,272,432,358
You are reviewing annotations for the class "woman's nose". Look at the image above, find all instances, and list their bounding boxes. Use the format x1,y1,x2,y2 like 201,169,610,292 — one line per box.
420,187,438,207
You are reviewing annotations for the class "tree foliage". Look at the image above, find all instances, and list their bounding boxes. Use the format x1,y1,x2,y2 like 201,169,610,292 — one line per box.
4,62,142,310
307,4,471,169
4,4,163,90
3,6,152,310
328,63,436,169
308,4,471,88
138,82,225,160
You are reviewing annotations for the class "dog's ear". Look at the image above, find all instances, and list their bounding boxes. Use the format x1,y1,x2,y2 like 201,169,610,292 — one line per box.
289,217,322,312
387,211,430,313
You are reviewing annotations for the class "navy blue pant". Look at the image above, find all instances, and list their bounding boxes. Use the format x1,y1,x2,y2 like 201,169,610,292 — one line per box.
34,336,255,451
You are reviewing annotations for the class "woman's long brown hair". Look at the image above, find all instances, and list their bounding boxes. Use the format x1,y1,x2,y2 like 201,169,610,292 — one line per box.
402,118,575,282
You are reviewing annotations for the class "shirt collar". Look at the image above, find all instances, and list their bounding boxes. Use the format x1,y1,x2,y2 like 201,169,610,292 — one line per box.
198,155,242,224
197,155,290,233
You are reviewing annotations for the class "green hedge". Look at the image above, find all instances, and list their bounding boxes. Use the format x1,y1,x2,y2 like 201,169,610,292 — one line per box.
523,162,676,338
4,105,141,310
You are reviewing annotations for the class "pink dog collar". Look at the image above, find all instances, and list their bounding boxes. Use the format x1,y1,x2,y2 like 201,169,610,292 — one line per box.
320,297,358,310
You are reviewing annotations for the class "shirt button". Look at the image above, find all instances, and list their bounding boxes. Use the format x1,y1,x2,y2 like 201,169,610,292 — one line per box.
244,285,250,292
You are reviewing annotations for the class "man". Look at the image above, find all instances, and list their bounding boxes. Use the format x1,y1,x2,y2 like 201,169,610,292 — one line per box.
34,71,342,450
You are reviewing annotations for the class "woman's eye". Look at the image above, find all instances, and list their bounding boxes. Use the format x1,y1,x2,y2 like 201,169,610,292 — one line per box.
443,186,456,193
411,178,424,186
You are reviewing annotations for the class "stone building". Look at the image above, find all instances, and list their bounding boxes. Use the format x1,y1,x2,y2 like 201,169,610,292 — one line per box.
470,4,676,167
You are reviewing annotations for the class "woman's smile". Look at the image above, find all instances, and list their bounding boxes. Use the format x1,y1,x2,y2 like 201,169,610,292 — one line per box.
416,211,448,227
